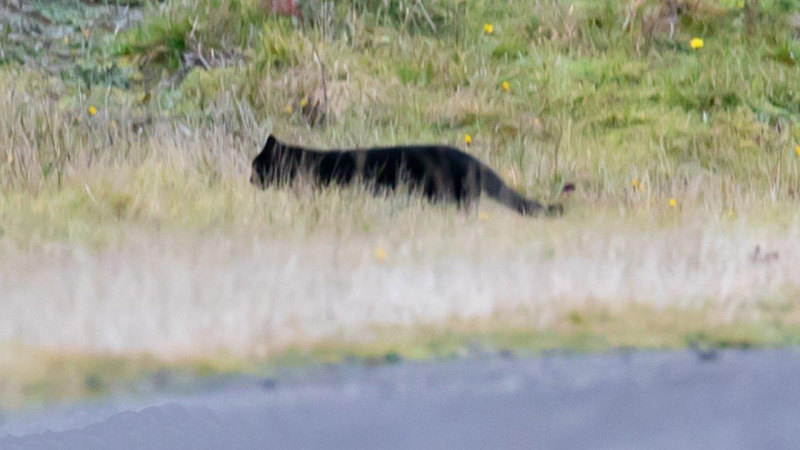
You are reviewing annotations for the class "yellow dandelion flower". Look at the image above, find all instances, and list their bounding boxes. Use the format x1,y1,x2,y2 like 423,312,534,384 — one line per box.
668,198,677,207
375,247,388,262
631,178,640,189
483,23,494,35
300,97,308,107
501,81,510,92
464,134,472,145
795,145,800,156
88,106,97,116
690,38,704,50
478,212,490,221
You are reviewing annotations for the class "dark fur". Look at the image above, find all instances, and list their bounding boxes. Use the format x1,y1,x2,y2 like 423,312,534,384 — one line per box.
250,134,562,216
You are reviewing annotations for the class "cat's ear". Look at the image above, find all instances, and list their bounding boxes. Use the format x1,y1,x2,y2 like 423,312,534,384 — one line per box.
260,134,279,155
265,134,277,151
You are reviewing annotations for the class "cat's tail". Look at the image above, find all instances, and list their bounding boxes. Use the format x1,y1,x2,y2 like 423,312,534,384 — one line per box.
480,168,562,216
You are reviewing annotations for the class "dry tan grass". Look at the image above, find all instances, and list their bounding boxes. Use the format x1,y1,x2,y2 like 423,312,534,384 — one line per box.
1,63,799,361
2,217,799,358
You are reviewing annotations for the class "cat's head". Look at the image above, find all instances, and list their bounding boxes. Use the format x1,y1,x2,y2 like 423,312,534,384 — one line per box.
250,134,280,187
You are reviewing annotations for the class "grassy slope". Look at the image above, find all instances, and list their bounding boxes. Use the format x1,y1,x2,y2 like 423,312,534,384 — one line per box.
2,0,799,234
1,0,800,404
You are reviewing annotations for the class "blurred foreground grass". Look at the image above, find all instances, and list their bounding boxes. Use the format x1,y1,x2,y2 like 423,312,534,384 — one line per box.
5,302,800,408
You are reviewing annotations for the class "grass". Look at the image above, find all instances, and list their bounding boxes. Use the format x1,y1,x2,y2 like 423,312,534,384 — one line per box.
1,0,800,405
5,301,800,408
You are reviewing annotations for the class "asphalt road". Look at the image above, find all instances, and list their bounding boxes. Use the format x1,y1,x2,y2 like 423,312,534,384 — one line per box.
3,349,800,449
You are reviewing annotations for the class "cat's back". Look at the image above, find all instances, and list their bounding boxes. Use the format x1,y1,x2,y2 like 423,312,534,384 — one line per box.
353,144,474,165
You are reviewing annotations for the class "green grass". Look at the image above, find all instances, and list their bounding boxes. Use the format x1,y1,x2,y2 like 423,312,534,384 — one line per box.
5,0,799,202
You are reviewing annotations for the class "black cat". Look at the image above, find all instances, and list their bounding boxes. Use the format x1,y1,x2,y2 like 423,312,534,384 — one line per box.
250,134,562,216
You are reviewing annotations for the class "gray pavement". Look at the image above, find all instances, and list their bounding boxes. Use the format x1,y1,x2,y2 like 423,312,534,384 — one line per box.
2,349,800,449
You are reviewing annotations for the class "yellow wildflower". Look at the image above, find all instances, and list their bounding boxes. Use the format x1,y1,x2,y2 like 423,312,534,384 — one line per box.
88,106,97,116
284,104,293,114
795,145,800,156
478,212,490,221
483,23,494,35
690,38,704,50
501,81,510,92
300,97,308,107
668,198,677,207
375,247,388,262
631,178,640,189
464,134,472,145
